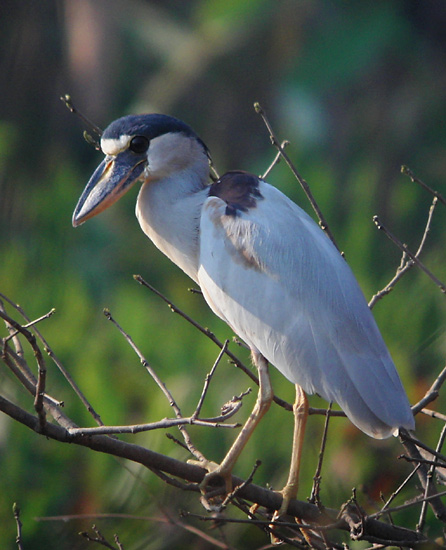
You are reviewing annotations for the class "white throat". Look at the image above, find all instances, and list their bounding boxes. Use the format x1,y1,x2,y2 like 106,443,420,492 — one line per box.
135,132,210,283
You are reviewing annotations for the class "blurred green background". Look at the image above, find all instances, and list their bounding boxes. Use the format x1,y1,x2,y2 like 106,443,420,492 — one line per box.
1,1,446,548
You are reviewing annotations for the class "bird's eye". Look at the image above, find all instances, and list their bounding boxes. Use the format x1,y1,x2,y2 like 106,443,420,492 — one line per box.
129,136,149,154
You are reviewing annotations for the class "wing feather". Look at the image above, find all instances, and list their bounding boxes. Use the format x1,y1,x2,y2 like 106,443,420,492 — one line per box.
198,181,414,438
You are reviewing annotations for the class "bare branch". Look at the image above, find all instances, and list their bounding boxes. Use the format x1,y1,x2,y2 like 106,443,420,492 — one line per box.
417,421,446,531
0,306,47,430
369,197,439,308
114,534,124,550
79,525,120,549
0,393,429,546
261,140,290,180
3,308,55,342
368,489,446,520
2,342,61,407
0,291,104,426
103,307,207,463
421,408,446,423
13,503,24,550
373,215,446,294
192,340,229,420
60,94,103,145
399,455,446,468
2,162,446,546
399,428,446,522
401,431,446,464
377,464,421,519
309,403,332,506
220,459,262,510
134,276,345,420
254,102,341,253
133,274,294,412
401,165,446,206
412,364,446,415
66,416,239,437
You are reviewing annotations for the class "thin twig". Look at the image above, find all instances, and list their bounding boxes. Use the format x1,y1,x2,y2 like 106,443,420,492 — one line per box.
133,274,293,412
221,459,262,510
60,94,103,137
0,392,431,546
34,349,47,433
1,297,25,358
399,455,446,468
309,408,346,418
309,403,332,506
193,340,229,420
417,422,446,531
13,503,24,550
369,197,438,308
149,467,199,492
373,215,446,294
262,140,290,180
401,432,446,464
0,291,104,426
254,102,340,253
399,428,446,522
421,408,446,423
167,508,237,550
412,364,446,416
37,510,235,549
0,307,47,430
186,508,344,544
376,464,421,518
134,275,344,420
401,165,446,206
103,308,207,463
114,534,124,550
2,344,76,432
79,525,119,549
232,336,250,350
3,308,56,342
186,509,310,548
368,489,446,520
2,342,62,408
67,415,240,436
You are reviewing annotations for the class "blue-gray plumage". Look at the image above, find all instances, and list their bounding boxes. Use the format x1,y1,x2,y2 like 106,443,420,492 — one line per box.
73,113,414,512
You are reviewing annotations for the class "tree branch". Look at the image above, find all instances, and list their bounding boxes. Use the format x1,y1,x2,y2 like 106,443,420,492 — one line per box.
254,102,341,253
373,215,446,294
0,394,429,546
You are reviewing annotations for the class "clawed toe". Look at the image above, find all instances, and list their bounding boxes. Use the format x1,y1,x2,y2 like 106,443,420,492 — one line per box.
200,466,233,496
188,458,233,496
276,483,298,517
269,486,298,545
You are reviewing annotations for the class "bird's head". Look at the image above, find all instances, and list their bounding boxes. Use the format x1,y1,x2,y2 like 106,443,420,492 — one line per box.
72,114,209,227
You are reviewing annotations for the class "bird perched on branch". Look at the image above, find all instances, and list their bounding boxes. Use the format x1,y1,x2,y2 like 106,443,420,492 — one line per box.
73,113,414,515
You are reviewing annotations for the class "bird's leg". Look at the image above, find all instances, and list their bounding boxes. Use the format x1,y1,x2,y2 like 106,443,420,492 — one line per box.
198,351,273,496
269,385,308,545
276,384,309,517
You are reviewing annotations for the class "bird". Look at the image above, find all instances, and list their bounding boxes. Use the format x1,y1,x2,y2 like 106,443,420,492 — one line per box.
72,113,415,515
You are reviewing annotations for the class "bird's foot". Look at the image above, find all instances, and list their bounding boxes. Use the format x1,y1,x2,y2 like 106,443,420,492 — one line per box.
269,485,298,545
188,458,233,505
200,465,233,496
276,483,298,517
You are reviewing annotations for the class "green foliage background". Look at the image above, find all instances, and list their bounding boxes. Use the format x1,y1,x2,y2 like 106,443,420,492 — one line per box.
1,1,445,548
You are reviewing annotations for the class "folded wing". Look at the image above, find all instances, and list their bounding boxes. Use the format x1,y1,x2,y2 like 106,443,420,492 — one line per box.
198,176,414,438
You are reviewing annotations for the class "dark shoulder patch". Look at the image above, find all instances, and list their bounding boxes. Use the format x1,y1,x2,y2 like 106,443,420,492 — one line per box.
208,171,263,216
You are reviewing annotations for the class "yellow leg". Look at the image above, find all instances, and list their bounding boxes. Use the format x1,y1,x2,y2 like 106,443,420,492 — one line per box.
270,385,308,544
277,384,309,516
199,351,273,495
